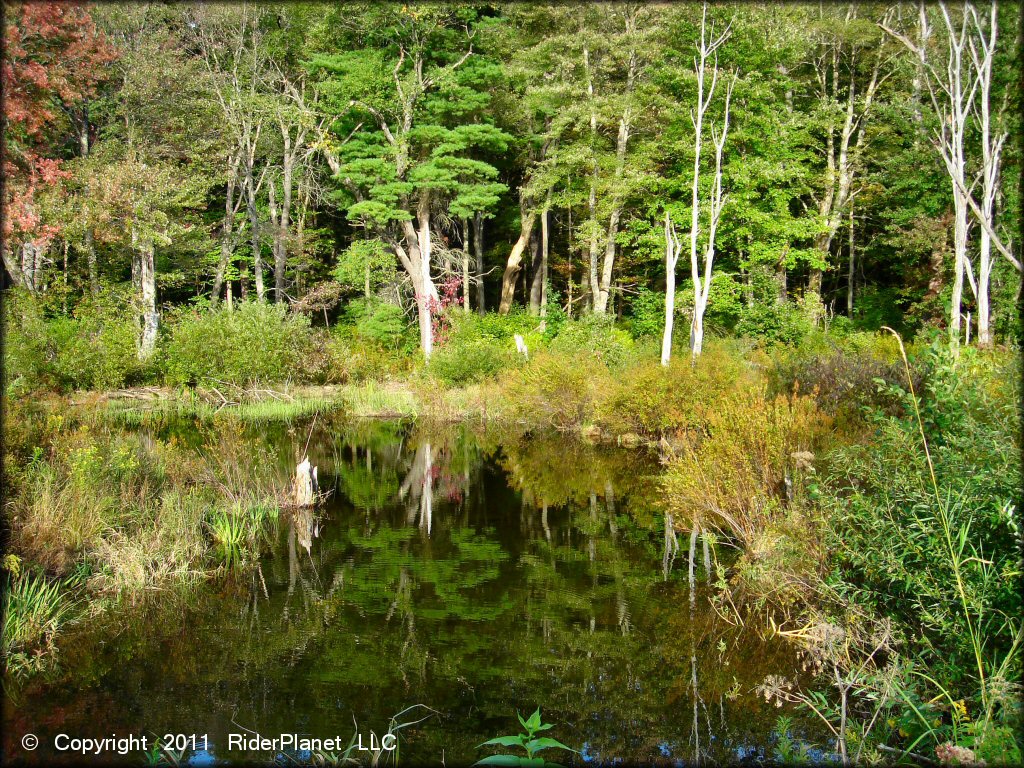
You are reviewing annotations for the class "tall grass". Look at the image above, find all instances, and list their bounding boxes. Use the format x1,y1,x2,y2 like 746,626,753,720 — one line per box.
3,570,77,678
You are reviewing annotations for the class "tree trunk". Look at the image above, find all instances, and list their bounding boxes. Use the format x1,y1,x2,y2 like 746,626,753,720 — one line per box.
85,229,99,295
2,245,31,291
847,205,855,315
661,216,677,367
136,240,158,360
246,169,265,302
539,198,550,330
473,211,486,315
461,217,470,313
212,172,237,306
498,197,537,315
529,214,544,315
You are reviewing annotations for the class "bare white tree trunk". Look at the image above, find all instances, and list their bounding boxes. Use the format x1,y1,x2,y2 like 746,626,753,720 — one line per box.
968,3,1006,347
884,4,980,351
689,7,734,360
136,239,158,360
662,213,682,366
473,211,486,315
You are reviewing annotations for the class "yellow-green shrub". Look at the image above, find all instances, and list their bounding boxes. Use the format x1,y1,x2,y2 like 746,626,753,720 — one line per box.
597,343,753,437
492,351,609,431
661,386,831,545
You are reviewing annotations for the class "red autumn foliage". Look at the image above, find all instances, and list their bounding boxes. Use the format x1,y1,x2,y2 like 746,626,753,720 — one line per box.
2,2,117,244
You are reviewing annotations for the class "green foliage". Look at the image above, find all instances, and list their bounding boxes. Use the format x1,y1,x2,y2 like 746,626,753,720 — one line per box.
736,299,813,346
333,239,397,294
325,333,411,385
341,298,413,350
475,708,577,767
494,351,605,432
3,569,77,678
597,341,752,437
162,302,313,387
627,287,664,339
4,288,143,393
207,501,278,569
661,384,831,546
549,315,634,368
821,345,1020,688
428,313,529,387
430,337,519,388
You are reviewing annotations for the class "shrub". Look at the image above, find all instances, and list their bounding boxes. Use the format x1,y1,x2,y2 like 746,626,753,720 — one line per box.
427,312,527,387
493,351,606,431
549,314,634,367
429,337,519,387
341,297,414,349
597,341,753,437
736,299,813,346
627,287,665,339
162,301,313,387
324,332,411,384
4,288,141,393
768,332,910,421
821,345,1020,684
661,385,831,545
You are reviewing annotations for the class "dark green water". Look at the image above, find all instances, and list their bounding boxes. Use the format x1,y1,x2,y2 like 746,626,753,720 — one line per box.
4,420,823,765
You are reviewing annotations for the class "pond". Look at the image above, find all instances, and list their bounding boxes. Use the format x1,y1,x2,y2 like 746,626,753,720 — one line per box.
4,418,824,765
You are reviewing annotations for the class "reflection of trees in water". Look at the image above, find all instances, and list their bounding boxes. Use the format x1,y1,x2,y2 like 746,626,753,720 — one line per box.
41,425,818,765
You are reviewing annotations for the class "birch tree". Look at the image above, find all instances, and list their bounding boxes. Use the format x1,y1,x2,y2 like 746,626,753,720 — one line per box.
662,7,735,365
882,3,983,348
966,3,1009,347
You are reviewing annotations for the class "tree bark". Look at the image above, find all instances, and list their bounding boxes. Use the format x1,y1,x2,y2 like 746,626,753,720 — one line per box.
461,217,471,313
662,213,680,366
846,205,855,315
473,210,486,315
498,195,537,314
134,238,158,360
528,214,544,315
212,164,238,306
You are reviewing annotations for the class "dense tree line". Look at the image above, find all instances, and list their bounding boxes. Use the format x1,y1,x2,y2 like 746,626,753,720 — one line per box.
3,1,1020,360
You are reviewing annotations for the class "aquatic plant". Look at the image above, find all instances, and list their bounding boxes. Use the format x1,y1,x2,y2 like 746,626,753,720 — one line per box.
475,708,577,767
2,570,77,678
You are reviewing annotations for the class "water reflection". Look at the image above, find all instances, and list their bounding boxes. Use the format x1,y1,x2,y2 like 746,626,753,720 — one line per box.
4,420,822,765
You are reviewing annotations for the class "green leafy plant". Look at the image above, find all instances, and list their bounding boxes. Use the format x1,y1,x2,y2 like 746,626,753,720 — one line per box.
475,708,577,767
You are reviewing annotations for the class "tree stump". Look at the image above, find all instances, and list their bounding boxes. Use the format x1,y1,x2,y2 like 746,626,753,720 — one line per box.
294,457,318,507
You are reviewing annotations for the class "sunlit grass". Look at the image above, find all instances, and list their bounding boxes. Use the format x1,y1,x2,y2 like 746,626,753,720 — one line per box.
2,569,77,678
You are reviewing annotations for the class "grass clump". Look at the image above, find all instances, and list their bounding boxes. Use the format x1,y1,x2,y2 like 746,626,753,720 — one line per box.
2,565,77,678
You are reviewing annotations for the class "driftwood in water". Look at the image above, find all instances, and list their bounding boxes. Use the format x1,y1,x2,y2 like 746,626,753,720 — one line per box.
293,457,319,507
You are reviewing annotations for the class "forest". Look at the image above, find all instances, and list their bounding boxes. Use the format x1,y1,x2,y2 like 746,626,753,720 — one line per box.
2,2,1021,766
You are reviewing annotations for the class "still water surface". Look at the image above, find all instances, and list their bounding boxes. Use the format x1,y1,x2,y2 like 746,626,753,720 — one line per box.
4,419,822,765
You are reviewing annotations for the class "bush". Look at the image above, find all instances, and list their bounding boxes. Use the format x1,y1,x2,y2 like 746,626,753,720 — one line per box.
549,314,634,367
341,297,413,349
821,345,1020,683
768,332,910,421
661,384,831,545
427,312,529,387
627,287,665,339
324,332,410,384
493,351,606,431
162,301,313,387
597,341,753,437
429,337,519,387
4,288,142,393
736,298,814,346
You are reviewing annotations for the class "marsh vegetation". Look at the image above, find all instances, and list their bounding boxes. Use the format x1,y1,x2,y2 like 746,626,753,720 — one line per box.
3,1,1021,765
